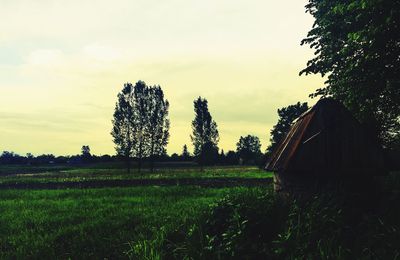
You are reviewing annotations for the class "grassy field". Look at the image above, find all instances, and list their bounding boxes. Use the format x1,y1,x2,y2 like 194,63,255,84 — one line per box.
0,165,272,259
0,164,272,185
0,186,239,259
0,164,399,259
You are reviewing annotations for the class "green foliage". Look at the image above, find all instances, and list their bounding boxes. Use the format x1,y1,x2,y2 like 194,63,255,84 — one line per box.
236,135,262,164
160,178,400,259
191,97,219,167
152,187,286,260
301,0,400,147
200,187,287,259
111,81,170,171
267,102,309,154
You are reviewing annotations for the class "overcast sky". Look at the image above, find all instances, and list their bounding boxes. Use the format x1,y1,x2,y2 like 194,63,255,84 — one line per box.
0,0,324,156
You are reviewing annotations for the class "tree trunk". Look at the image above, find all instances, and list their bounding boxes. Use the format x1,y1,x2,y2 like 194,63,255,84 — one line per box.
138,157,142,176
200,152,204,172
150,141,155,173
126,155,131,175
150,156,155,173
138,141,143,177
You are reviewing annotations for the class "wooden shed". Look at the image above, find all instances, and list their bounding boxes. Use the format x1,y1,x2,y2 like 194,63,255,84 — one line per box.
265,98,387,194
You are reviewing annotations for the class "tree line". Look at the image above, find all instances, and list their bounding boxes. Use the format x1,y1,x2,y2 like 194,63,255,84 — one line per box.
110,81,270,172
0,81,317,170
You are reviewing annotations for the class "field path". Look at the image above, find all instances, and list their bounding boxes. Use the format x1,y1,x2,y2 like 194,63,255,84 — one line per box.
0,177,273,190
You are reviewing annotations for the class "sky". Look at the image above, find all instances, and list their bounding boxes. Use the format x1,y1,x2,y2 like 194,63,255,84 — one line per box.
0,0,324,156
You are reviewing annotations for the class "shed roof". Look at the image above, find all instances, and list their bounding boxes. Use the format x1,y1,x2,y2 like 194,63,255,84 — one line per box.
265,98,386,175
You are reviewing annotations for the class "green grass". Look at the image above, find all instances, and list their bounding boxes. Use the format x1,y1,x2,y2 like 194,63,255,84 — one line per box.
1,165,397,259
0,186,243,259
0,165,272,185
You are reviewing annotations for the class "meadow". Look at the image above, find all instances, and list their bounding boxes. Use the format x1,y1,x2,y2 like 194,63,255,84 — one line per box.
0,164,399,259
0,164,272,186
0,186,234,259
0,165,272,259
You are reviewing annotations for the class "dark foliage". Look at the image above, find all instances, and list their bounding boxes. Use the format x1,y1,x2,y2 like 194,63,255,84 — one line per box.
162,176,400,259
191,97,219,168
202,188,287,259
111,81,170,173
236,135,262,165
267,102,308,155
181,144,192,161
301,0,400,148
224,150,239,165
81,145,91,162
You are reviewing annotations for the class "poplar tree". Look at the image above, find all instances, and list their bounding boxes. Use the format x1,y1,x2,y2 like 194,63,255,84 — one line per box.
190,97,219,169
111,81,170,174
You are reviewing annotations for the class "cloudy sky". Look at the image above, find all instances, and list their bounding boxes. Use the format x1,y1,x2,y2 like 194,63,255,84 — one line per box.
0,0,324,156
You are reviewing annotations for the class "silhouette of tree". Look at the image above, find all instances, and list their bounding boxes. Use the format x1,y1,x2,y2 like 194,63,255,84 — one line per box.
146,85,170,172
111,81,170,174
182,144,191,160
267,102,308,155
0,151,23,164
225,150,239,165
301,0,400,148
191,97,219,170
81,145,91,162
81,145,91,156
170,153,180,161
219,149,226,164
111,82,136,174
236,135,261,164
200,142,219,166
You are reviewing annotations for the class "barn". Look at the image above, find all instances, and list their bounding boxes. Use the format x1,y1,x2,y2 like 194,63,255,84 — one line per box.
265,98,387,193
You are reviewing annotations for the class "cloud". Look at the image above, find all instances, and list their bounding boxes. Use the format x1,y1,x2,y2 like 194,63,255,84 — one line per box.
83,44,122,62
26,49,64,66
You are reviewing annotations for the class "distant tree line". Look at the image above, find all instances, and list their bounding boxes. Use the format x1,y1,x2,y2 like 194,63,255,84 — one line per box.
0,147,259,167
0,149,114,165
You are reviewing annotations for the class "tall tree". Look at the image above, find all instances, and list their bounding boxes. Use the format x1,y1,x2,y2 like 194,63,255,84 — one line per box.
111,81,170,174
267,102,309,155
146,85,170,172
182,144,190,160
236,135,261,164
191,97,219,169
81,145,91,162
131,81,148,172
111,83,135,174
301,0,400,148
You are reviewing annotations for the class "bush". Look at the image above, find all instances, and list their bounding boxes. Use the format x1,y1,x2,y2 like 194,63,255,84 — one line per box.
129,176,400,259
161,187,288,259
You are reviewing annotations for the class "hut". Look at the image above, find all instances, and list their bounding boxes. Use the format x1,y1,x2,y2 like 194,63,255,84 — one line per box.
265,98,387,194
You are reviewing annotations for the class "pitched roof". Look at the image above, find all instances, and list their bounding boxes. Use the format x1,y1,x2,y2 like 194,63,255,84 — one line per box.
266,98,386,175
